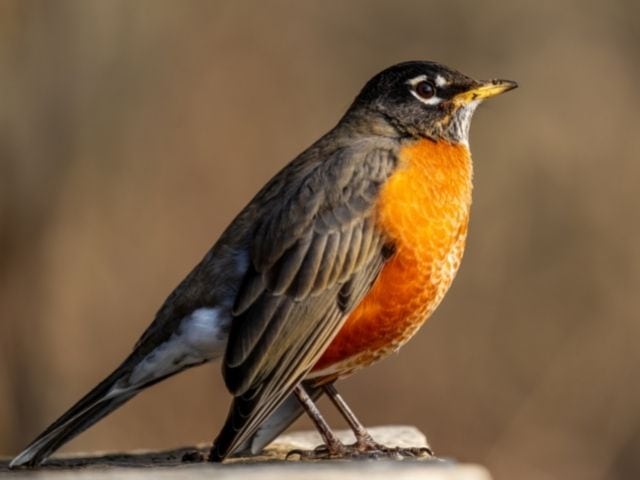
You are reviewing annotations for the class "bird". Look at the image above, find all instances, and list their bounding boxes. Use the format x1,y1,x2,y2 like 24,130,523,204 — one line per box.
9,60,517,468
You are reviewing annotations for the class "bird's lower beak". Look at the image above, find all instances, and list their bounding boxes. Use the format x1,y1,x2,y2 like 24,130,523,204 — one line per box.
453,79,518,106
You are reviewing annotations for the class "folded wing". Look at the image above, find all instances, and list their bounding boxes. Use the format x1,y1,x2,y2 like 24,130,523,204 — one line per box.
212,142,398,459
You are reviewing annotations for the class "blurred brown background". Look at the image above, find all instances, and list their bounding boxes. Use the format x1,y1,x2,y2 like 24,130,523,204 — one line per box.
1,1,639,479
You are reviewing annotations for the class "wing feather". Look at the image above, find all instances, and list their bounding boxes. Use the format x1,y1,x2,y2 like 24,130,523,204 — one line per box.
311,231,340,292
266,233,314,295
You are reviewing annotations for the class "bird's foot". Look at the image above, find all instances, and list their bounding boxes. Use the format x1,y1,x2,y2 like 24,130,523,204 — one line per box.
380,445,434,458
286,442,351,461
349,434,433,459
286,437,433,461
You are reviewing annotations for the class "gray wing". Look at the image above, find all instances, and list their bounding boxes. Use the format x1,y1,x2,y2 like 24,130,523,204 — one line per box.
211,142,397,459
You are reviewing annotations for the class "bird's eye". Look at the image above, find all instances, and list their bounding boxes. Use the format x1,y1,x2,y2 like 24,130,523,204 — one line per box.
415,80,435,100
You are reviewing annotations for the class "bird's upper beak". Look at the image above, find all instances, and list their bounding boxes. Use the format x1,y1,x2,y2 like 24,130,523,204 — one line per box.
453,79,518,106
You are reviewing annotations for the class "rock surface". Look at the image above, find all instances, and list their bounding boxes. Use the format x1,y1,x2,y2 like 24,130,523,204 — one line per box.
0,425,492,479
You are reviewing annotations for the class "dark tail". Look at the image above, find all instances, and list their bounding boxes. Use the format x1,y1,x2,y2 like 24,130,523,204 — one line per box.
9,347,194,469
11,360,320,466
9,363,141,468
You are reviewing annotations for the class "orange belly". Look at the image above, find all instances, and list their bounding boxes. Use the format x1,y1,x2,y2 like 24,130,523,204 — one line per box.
310,139,473,380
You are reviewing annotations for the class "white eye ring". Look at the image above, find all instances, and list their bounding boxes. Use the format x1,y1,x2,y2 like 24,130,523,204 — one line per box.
407,75,443,106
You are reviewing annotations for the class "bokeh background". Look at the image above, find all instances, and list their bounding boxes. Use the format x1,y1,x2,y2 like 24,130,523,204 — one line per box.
1,1,639,479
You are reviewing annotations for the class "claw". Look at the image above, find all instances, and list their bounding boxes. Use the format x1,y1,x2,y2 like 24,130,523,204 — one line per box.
404,446,434,457
285,449,305,461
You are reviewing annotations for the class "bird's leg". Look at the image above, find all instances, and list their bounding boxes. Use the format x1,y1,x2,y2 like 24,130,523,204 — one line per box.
322,383,383,452
286,384,347,460
322,384,378,450
322,384,433,458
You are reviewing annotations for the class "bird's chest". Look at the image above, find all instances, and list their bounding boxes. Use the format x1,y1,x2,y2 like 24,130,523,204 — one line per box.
311,140,472,378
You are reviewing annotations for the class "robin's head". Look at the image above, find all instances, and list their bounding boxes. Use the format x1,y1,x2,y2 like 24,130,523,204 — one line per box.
349,61,517,145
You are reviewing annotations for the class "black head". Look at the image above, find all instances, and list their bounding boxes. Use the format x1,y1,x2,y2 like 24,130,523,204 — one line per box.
348,61,517,145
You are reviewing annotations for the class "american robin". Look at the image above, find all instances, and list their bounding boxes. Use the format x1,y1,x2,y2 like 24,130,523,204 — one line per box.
10,61,516,468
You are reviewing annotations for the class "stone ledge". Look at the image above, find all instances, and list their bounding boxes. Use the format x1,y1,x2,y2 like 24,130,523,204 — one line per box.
0,426,492,480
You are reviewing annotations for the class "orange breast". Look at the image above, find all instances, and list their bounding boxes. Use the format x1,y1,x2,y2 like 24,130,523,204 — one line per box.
310,140,473,380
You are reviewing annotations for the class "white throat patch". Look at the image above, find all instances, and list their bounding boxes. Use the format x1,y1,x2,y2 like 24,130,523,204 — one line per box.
451,99,480,147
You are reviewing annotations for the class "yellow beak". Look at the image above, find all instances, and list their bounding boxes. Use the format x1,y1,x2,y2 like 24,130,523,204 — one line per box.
453,79,518,106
